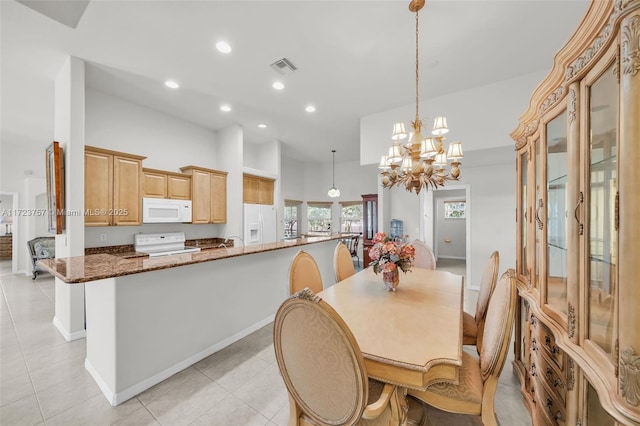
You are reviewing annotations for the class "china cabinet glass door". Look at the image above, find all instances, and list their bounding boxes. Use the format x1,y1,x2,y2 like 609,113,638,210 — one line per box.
520,150,529,278
546,111,568,315
535,139,542,290
586,62,617,359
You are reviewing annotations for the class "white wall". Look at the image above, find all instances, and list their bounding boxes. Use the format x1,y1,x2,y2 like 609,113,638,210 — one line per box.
216,125,243,240
457,162,515,288
86,88,218,171
359,70,547,165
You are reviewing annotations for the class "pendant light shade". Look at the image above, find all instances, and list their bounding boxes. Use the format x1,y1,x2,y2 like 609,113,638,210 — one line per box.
328,150,340,198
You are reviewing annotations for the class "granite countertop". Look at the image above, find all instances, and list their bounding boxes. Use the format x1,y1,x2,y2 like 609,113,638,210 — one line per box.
39,235,345,284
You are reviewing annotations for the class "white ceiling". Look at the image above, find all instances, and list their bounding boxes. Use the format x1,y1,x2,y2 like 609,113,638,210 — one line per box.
2,0,590,165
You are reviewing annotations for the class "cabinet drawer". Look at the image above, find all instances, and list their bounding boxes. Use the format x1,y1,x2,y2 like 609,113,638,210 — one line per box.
537,323,564,370
537,377,566,426
538,350,566,403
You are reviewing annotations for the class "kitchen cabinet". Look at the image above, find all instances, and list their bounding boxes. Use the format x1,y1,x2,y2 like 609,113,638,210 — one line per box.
243,174,274,205
142,168,191,200
361,194,378,268
180,166,227,224
510,1,640,424
85,146,145,226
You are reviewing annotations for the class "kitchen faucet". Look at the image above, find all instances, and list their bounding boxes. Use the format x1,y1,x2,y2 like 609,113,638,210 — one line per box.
224,235,244,248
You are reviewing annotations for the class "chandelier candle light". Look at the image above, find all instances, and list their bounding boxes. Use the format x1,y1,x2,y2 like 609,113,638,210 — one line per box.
380,0,464,194
328,149,340,198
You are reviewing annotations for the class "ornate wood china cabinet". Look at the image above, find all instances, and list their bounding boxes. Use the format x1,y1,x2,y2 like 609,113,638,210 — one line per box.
511,0,640,424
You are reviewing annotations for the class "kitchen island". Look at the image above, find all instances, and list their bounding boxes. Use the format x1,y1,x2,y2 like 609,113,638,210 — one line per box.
39,235,344,405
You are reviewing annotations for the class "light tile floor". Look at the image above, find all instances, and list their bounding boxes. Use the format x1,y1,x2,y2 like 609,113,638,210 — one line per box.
0,260,531,425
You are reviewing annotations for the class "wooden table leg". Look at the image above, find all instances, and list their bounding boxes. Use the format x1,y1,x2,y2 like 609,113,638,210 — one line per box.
389,386,409,425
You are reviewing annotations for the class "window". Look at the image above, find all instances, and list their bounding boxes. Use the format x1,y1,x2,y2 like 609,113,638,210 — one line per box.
307,202,332,234
284,200,301,238
444,201,466,219
340,202,362,234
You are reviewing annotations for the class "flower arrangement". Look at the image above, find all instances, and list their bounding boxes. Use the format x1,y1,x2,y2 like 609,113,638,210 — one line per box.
368,232,415,274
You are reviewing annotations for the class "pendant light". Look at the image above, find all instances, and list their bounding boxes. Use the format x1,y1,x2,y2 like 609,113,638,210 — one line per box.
328,149,340,198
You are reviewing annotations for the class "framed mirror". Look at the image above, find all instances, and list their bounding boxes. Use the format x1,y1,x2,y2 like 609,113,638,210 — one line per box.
46,141,65,234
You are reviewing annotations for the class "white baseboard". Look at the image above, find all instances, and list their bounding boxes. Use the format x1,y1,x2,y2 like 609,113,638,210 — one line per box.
437,255,466,260
52,317,86,342
89,314,275,406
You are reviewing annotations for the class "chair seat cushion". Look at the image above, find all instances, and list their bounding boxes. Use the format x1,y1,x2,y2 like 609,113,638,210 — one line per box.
462,311,477,343
407,352,483,415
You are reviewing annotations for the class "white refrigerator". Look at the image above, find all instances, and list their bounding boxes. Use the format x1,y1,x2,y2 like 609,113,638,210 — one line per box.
243,204,278,246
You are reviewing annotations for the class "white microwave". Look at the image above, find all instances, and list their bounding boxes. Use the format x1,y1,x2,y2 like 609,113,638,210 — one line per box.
142,198,192,223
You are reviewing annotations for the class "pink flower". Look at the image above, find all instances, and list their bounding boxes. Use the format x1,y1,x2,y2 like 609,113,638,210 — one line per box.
372,232,386,244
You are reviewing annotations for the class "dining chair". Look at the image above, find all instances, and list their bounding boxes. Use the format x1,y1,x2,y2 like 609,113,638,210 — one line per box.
411,239,436,270
407,269,517,426
334,241,356,283
274,288,427,426
349,234,360,267
463,251,499,350
289,250,323,295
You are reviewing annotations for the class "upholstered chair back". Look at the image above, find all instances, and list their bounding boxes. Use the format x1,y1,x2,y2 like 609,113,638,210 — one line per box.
274,289,369,425
479,270,517,383
334,241,356,283
289,250,323,295
474,251,499,348
411,240,436,270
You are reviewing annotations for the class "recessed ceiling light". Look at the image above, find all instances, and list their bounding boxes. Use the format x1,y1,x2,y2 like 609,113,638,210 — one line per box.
258,123,268,129
215,41,232,54
220,105,231,112
272,81,285,90
305,105,316,113
164,80,179,89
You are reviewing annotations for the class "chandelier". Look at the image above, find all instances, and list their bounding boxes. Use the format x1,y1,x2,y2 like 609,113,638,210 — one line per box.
328,149,340,198
379,0,463,195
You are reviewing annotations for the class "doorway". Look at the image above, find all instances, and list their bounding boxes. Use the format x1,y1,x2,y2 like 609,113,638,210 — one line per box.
423,185,472,289
0,192,19,274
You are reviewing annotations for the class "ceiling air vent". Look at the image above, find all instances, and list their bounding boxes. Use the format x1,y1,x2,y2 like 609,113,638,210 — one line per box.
270,58,297,75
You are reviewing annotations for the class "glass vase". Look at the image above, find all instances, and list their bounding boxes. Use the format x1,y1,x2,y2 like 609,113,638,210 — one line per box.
382,269,400,292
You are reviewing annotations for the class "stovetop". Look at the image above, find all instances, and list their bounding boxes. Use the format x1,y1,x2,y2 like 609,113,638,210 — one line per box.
134,232,201,257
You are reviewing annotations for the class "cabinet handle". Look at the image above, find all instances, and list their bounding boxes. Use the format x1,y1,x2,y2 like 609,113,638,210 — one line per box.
545,335,560,354
535,199,544,230
530,363,537,377
553,379,564,388
546,397,554,410
574,191,583,235
553,411,563,421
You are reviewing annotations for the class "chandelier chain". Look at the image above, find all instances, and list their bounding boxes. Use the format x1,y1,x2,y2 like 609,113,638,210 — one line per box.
415,10,420,123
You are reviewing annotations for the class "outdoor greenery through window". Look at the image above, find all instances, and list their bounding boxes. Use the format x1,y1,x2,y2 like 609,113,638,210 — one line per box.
307,202,332,234
340,202,362,234
444,201,466,219
284,200,301,238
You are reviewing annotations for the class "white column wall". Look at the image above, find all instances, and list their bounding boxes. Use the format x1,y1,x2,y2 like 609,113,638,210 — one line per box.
53,56,86,341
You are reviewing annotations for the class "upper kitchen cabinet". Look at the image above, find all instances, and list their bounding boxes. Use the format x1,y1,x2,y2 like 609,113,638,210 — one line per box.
243,174,275,205
180,166,227,224
85,146,146,226
142,168,191,200
510,1,640,424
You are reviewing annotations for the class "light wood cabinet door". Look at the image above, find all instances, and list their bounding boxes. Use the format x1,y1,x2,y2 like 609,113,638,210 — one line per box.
113,155,142,225
210,172,227,223
243,175,259,204
85,150,113,226
257,178,274,205
191,169,211,224
167,174,191,200
143,170,167,198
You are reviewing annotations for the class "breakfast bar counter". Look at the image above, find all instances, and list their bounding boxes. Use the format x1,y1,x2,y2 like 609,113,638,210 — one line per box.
40,235,344,406
39,235,344,283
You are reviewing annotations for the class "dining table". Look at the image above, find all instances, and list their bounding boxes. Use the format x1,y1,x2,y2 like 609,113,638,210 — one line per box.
318,266,464,425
